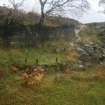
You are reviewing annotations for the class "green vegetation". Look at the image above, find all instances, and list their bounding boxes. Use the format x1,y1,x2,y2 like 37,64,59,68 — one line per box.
1,4,105,105
0,48,66,68
0,66,105,105
0,40,68,68
79,25,101,44
0,41,105,105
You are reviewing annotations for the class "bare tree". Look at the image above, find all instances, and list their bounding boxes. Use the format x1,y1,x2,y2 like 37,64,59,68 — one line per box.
8,0,25,20
36,0,89,25
1,0,25,47
8,0,25,10
7,0,25,26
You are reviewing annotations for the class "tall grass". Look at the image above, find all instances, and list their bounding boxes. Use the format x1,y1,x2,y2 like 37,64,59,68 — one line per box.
0,48,67,68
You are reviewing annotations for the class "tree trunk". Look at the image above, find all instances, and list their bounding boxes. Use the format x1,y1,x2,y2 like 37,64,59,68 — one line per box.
39,13,44,26
39,3,45,26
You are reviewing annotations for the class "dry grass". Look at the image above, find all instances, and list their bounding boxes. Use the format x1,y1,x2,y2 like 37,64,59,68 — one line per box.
1,63,105,105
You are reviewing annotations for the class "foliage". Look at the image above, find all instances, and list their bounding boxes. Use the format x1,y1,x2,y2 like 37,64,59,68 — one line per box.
1,65,105,105
79,25,101,44
0,42,67,68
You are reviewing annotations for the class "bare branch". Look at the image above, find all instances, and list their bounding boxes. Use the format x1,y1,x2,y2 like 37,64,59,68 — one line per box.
8,0,25,10
36,0,89,25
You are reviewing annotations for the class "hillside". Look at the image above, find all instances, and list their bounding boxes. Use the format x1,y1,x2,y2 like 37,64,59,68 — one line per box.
1,5,105,67
1,5,105,105
0,6,81,48
0,6,80,26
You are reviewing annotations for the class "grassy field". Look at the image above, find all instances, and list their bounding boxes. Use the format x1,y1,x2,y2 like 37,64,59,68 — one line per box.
0,65,105,105
0,44,105,105
0,48,67,69
0,40,69,68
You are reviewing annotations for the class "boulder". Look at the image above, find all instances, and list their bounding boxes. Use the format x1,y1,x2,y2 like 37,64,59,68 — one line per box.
77,42,105,65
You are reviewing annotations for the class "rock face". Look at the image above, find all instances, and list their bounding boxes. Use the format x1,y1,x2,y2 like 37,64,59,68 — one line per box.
55,48,65,53
77,42,105,66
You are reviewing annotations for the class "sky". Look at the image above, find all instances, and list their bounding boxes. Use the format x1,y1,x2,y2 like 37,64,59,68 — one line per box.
79,0,105,23
0,0,105,23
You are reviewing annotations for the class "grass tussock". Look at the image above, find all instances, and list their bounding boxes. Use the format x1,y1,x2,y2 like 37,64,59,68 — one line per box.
0,66,105,105
0,48,105,105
